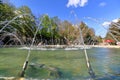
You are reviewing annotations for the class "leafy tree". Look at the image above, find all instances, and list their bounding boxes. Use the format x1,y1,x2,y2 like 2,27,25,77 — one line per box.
58,20,72,44
0,5,37,45
40,14,51,38
0,3,16,45
0,2,101,46
94,36,103,45
105,18,120,44
79,22,95,44
39,15,62,45
0,3,15,21
11,6,37,44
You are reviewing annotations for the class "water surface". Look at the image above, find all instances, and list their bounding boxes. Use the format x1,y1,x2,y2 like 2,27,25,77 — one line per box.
0,47,120,80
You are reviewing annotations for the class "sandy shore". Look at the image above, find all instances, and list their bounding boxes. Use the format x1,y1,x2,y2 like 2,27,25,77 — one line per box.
93,45,120,48
19,45,120,50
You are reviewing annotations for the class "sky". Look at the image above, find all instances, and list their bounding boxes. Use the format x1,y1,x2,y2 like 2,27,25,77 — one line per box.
5,0,120,37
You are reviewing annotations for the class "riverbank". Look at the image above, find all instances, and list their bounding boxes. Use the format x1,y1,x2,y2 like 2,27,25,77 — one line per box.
93,45,120,48
37,45,120,48
2,44,120,49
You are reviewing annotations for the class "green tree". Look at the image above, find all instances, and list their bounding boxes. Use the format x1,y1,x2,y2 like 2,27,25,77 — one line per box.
14,6,37,44
0,3,15,21
96,36,102,44
0,3,16,45
40,14,51,38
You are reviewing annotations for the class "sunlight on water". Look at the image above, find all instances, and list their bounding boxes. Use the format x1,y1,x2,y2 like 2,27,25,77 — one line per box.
0,48,120,80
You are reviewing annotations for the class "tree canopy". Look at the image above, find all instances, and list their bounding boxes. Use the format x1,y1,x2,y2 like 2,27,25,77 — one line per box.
105,19,120,44
1,2,116,46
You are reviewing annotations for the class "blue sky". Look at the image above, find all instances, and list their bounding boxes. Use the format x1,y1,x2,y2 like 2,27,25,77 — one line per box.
8,0,120,37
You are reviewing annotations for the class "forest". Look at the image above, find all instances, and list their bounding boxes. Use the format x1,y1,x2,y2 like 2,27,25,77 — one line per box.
0,1,120,46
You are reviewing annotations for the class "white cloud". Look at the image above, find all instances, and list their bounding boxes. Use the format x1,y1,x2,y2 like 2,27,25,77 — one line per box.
80,0,88,7
99,2,106,7
66,0,88,8
112,18,119,23
102,18,120,26
102,22,111,26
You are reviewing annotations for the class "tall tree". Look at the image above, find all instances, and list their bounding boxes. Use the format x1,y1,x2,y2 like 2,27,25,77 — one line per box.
105,18,120,43
0,3,16,45
10,6,37,45
79,22,95,44
0,3,15,21
40,14,51,38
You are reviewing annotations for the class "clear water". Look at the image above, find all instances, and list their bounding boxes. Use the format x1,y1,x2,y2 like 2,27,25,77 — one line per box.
0,47,120,80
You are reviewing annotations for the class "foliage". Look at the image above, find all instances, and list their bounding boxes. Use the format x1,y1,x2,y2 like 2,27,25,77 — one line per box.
105,18,120,44
0,2,100,45
0,3,15,21
79,22,95,44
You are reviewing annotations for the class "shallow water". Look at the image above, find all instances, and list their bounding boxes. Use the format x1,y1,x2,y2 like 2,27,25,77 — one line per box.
88,48,120,80
0,47,120,80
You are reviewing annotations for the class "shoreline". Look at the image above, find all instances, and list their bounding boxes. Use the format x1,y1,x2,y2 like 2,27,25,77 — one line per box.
18,45,120,50
92,45,120,48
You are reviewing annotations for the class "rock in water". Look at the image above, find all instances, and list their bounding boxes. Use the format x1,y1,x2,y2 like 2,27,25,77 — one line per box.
29,63,45,69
